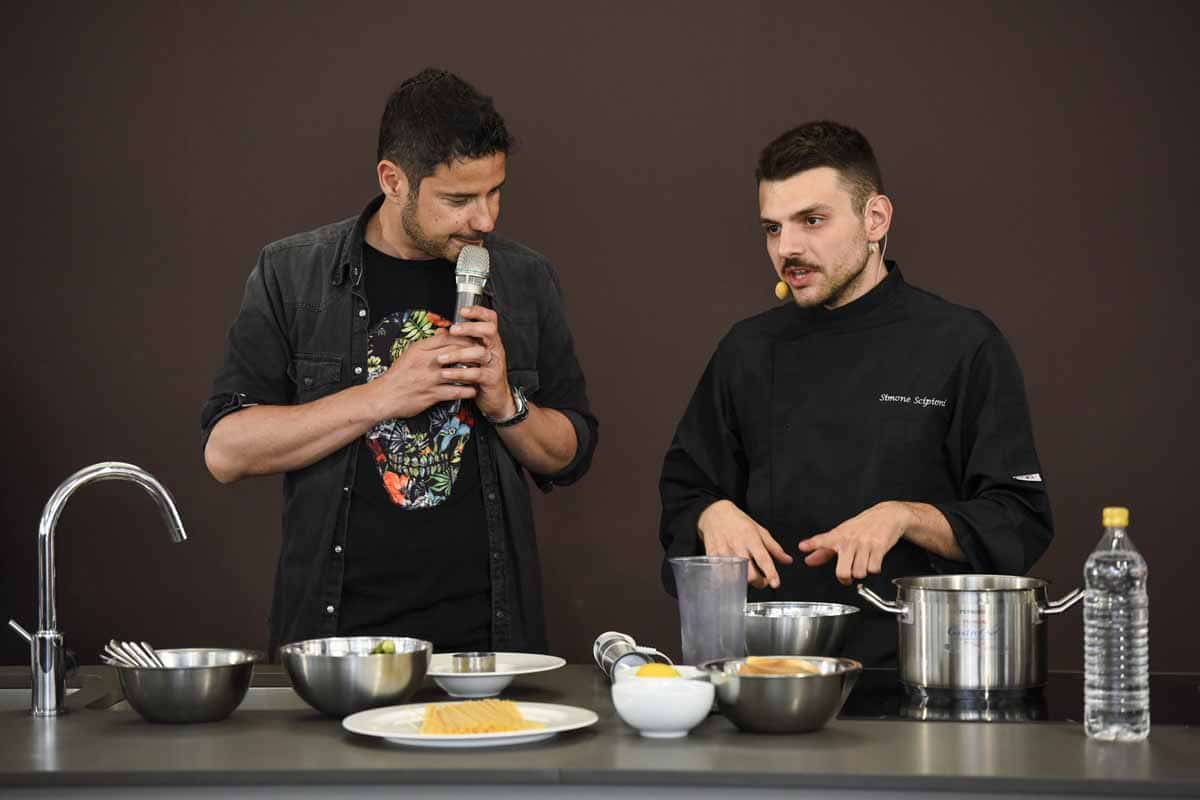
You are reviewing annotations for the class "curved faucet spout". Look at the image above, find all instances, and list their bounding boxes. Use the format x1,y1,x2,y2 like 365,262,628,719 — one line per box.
37,462,187,635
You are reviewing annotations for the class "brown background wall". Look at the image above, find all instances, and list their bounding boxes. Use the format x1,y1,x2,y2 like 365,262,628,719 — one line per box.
2,2,1196,671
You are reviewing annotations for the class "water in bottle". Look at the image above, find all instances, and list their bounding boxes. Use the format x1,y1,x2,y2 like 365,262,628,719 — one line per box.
1083,506,1149,741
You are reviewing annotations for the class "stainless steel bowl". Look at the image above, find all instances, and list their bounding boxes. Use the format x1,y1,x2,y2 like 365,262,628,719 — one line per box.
115,648,260,723
744,602,859,657
701,656,862,733
279,636,431,717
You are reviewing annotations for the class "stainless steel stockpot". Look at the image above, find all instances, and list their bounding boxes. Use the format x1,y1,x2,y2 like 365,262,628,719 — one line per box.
857,575,1083,694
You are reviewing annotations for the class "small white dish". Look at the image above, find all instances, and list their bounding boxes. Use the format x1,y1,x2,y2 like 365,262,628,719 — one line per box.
343,701,597,748
611,676,715,738
427,652,566,698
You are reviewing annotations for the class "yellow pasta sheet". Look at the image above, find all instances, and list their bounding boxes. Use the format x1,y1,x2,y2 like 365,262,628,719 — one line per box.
419,699,545,734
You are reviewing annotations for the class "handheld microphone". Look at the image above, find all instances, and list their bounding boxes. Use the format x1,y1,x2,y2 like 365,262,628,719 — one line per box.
454,244,490,323
448,245,491,391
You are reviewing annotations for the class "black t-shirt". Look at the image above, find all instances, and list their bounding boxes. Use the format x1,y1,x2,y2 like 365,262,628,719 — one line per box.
339,242,491,651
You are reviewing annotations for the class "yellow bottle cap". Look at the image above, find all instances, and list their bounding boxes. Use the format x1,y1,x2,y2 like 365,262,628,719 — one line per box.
1102,507,1129,527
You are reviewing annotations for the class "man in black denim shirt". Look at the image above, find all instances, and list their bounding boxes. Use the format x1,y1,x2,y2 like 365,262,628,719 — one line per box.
201,69,597,655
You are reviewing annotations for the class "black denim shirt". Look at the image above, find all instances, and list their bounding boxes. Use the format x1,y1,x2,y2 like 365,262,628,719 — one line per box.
201,195,598,655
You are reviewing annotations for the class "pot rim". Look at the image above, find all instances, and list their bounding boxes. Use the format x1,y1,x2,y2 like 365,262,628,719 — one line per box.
892,574,1049,592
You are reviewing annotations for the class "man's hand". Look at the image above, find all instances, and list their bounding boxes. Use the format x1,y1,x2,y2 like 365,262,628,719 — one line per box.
797,501,911,585
697,500,794,590
369,332,479,421
445,306,515,420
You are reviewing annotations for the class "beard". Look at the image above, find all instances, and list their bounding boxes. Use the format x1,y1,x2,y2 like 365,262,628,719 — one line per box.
400,197,454,261
788,234,873,309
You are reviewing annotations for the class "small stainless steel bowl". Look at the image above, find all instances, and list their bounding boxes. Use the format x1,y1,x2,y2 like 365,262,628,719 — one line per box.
279,636,431,717
115,648,260,723
744,601,859,657
451,652,496,673
701,656,862,733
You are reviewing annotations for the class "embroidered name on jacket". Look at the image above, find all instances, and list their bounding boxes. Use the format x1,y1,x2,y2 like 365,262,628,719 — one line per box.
878,393,947,408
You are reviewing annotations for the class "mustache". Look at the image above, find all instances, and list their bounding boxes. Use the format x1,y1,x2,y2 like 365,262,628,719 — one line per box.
782,258,820,270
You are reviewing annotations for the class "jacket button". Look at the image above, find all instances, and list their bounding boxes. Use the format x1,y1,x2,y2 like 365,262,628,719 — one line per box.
486,492,496,501
334,545,343,555
325,605,335,615
303,377,313,386
354,366,363,375
358,309,367,318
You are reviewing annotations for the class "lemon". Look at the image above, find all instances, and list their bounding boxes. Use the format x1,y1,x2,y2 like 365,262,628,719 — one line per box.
635,663,681,678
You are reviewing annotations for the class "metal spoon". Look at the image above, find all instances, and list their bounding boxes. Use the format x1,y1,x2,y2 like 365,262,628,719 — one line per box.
115,640,166,668
119,641,155,668
134,641,165,668
109,640,152,667
103,643,139,667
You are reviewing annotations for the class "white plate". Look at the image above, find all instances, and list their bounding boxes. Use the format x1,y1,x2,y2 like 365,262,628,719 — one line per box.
427,652,566,698
342,701,597,748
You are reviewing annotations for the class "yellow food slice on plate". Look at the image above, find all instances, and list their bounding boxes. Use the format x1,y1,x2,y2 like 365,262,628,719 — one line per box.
419,699,545,735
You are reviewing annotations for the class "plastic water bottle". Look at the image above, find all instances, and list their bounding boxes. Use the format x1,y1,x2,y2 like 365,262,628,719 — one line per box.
1083,506,1149,741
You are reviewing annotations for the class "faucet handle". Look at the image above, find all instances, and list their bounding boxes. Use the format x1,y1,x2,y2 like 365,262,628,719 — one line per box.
7,619,32,644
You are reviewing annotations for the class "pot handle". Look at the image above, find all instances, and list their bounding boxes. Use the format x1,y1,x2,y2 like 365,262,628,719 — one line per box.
857,584,910,621
1039,587,1085,618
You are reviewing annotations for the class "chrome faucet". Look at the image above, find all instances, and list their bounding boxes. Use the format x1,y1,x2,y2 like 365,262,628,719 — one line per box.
16,462,187,716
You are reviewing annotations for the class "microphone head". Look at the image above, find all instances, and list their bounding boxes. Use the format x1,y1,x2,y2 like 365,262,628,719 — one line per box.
455,244,490,283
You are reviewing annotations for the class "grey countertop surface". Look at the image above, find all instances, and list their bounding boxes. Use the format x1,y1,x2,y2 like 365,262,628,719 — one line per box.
1,664,1198,796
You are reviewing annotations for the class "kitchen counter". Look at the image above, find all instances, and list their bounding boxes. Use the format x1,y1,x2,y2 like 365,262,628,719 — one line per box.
0,664,1197,799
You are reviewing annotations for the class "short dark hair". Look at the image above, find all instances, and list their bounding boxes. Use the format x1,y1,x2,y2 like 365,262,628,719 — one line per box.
755,121,884,212
377,68,513,191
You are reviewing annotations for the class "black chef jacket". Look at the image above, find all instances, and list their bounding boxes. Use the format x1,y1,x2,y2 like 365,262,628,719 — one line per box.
659,264,1054,666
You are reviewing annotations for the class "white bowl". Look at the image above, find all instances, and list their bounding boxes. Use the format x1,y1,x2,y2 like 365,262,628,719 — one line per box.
611,677,715,738
432,673,513,698
427,652,566,699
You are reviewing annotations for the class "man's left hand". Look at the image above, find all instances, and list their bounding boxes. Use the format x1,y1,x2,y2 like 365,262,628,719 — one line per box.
441,306,515,420
797,501,913,585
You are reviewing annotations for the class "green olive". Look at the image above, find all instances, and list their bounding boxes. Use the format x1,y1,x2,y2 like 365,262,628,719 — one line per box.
370,639,396,655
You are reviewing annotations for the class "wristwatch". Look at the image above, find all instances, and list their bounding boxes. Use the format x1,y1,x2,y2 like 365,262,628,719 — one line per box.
487,383,529,428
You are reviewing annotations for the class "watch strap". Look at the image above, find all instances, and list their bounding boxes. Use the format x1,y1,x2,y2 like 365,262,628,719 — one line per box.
489,383,529,427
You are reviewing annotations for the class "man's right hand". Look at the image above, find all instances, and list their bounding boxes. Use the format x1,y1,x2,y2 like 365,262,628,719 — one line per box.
206,331,484,483
696,500,794,590
367,332,480,421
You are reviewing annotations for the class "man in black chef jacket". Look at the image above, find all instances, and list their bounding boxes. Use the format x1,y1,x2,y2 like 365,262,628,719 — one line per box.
658,121,1053,666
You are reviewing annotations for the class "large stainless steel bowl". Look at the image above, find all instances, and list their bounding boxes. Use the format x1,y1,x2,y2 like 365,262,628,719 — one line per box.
701,656,861,733
279,636,431,717
115,648,260,723
744,602,859,657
